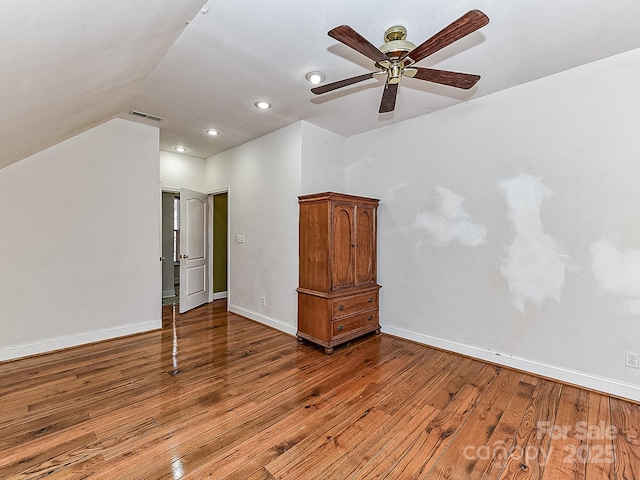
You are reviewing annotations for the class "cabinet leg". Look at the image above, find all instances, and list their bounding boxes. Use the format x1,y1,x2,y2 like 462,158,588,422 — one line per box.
324,347,334,355
296,336,303,343
375,329,381,335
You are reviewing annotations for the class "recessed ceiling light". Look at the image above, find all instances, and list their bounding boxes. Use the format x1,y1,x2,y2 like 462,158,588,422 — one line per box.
174,146,187,153
255,101,271,110
305,71,326,85
205,129,220,136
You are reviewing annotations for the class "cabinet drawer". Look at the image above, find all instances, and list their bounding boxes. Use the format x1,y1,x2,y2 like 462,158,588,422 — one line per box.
332,310,378,337
332,292,378,318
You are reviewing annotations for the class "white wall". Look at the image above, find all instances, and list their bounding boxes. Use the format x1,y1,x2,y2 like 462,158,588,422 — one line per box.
159,150,206,192
345,48,640,400
204,123,303,333
0,119,161,360
301,121,347,194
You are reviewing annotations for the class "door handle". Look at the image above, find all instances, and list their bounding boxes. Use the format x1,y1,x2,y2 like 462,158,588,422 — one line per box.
179,254,189,259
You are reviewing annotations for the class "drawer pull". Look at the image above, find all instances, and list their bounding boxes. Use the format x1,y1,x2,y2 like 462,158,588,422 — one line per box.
337,324,344,331
368,297,374,303
337,305,344,311
367,315,373,321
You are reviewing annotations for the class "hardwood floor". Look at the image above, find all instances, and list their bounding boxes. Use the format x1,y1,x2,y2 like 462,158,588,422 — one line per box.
1,301,639,479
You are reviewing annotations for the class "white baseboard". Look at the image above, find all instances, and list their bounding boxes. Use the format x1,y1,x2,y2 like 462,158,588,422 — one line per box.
0,319,162,363
382,323,640,403
228,304,297,336
162,289,176,298
187,303,640,402
213,291,228,300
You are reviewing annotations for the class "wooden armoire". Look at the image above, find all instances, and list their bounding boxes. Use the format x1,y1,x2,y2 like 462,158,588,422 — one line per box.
297,192,381,354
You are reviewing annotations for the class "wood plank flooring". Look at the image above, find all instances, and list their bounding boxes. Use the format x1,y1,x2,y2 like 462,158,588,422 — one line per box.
1,300,639,479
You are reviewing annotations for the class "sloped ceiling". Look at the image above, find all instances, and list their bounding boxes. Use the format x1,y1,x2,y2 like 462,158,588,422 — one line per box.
0,0,206,169
2,0,640,169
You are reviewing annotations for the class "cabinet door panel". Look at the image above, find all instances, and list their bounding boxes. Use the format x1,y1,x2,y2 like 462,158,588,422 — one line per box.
331,204,354,289
355,206,376,285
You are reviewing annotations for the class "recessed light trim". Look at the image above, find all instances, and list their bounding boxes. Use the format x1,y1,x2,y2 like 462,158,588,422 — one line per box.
205,129,220,136
305,71,326,85
255,101,271,110
174,146,187,153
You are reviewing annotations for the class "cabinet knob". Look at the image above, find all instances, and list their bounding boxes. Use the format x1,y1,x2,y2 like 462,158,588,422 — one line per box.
337,305,344,311
337,324,344,331
367,315,373,321
367,297,373,303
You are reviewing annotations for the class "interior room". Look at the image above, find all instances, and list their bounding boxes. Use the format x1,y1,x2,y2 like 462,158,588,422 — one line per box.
1,0,640,477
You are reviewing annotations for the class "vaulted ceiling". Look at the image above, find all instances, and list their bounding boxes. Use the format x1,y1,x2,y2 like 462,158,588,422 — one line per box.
2,0,640,170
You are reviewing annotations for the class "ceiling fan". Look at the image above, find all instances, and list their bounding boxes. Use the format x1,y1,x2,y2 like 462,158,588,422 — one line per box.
311,10,490,113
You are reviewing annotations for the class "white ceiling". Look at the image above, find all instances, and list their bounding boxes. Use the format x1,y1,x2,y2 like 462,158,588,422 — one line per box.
2,0,640,169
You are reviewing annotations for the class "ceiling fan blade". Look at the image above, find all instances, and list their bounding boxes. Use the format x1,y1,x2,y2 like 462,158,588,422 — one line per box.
404,10,489,65
311,72,376,95
328,25,389,63
410,67,481,89
379,81,398,113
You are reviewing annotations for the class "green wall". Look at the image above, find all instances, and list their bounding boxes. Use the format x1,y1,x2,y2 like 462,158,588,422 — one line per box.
213,193,228,293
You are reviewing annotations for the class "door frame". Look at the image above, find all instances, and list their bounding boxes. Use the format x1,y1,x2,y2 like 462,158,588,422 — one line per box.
160,186,231,312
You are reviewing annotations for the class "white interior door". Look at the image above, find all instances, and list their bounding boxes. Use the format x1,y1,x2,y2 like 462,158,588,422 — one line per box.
179,188,209,313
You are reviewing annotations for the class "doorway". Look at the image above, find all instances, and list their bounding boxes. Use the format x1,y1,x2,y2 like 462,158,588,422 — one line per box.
161,189,229,309
211,192,228,300
161,192,180,305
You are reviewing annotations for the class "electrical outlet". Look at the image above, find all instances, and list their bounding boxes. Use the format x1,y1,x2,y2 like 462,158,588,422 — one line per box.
625,351,639,369
260,297,266,307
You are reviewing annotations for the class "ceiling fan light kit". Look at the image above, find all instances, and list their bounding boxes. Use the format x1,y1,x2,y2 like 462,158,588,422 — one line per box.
311,10,490,113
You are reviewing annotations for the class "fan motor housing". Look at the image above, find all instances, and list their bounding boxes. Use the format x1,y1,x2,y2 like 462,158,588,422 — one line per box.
379,25,416,60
